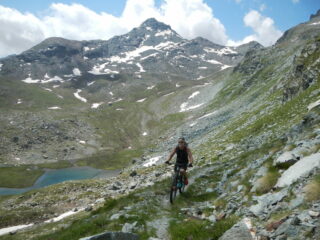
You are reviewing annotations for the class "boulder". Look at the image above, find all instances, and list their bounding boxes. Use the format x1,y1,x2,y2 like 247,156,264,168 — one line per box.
249,189,288,217
275,153,320,187
274,152,299,167
122,221,137,233
79,232,139,240
218,219,253,240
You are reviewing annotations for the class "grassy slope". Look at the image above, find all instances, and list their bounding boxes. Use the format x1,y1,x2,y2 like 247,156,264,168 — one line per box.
1,36,319,239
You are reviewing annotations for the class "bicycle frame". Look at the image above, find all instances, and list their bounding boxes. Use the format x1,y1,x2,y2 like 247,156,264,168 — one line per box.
170,164,186,203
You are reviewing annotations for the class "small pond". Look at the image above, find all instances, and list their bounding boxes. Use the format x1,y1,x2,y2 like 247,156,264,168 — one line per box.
0,166,119,195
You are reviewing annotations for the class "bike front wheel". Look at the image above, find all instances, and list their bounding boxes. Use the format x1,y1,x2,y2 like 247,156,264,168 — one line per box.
170,175,178,203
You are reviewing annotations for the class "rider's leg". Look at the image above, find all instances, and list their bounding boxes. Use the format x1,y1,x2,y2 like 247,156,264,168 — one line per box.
180,168,188,185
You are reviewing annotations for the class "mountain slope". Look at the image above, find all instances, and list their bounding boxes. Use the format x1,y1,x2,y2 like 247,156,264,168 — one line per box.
0,18,261,169
0,12,320,240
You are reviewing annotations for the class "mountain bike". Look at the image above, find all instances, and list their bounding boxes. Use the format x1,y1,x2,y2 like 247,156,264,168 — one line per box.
166,163,187,204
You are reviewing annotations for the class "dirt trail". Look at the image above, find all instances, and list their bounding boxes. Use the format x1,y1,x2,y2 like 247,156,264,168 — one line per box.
147,164,219,239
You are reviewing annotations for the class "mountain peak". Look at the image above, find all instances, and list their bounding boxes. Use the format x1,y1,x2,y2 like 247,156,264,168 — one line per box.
310,9,320,20
140,18,171,31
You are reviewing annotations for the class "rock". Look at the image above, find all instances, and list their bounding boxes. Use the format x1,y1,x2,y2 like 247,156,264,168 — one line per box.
275,153,320,187
206,188,214,193
129,182,137,189
122,221,137,233
217,212,226,221
266,217,288,231
79,231,139,240
130,171,137,177
271,218,298,238
249,189,288,217
218,219,254,240
95,198,105,204
110,213,122,220
85,206,93,212
110,182,122,190
237,185,244,192
291,216,301,226
274,152,299,166
208,215,216,223
308,210,320,217
289,196,304,209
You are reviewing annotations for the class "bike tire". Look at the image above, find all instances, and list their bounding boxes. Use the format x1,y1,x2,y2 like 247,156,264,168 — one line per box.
179,176,185,194
170,175,178,204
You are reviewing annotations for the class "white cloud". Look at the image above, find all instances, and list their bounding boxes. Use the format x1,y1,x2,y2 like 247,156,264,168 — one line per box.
228,10,282,47
0,0,228,57
0,1,284,57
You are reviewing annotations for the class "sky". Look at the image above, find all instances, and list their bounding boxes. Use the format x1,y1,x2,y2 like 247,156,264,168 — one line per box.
0,0,318,57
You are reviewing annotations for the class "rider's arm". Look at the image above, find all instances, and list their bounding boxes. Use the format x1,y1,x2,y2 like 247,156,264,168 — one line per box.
187,148,194,164
166,148,176,163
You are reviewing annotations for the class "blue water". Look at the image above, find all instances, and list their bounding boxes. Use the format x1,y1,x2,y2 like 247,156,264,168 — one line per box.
0,166,118,196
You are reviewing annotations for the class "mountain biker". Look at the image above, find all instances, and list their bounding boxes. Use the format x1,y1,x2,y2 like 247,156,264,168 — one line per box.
165,137,193,185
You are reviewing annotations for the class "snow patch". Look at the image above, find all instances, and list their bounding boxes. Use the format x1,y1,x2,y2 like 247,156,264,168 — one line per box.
188,91,200,99
73,89,87,103
189,122,197,127
136,63,145,72
204,47,237,56
310,21,320,25
136,98,146,103
142,132,148,136
87,81,95,86
83,47,95,52
17,99,22,104
45,208,85,223
155,29,172,37
48,106,61,110
140,53,159,61
143,155,162,167
221,65,232,70
147,85,155,90
198,111,217,119
206,59,222,65
198,66,207,69
43,88,52,92
180,102,204,112
0,224,34,236
163,92,174,97
73,68,81,76
41,76,64,84
78,140,86,144
91,102,104,109
88,64,119,75
276,153,320,187
22,76,40,84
